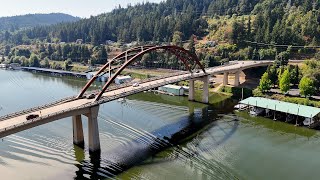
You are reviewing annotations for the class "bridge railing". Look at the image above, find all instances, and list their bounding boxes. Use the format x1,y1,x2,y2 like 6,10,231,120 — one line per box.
0,95,78,122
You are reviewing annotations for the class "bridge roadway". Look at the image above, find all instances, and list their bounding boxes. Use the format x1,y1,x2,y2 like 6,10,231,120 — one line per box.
0,61,272,138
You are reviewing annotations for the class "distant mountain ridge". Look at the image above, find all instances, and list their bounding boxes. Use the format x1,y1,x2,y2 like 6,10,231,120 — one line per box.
0,13,80,31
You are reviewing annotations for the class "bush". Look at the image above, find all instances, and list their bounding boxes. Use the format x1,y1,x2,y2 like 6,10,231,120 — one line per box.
219,86,252,99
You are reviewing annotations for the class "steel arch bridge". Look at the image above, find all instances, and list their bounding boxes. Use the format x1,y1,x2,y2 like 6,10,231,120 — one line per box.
78,45,206,101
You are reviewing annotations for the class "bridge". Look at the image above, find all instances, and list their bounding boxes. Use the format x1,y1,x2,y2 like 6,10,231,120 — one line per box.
0,45,273,153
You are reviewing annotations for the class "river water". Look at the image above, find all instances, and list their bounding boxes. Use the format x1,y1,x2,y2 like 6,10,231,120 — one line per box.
1,69,320,180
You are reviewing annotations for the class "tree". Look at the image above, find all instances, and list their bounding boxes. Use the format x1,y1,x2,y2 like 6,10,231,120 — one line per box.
299,76,315,97
44,57,50,68
259,72,272,92
187,35,196,55
64,58,72,70
268,65,278,87
275,51,290,66
290,65,300,85
172,31,183,47
28,54,40,67
279,69,290,94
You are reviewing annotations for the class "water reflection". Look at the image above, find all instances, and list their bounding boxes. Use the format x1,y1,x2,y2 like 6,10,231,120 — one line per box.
72,104,238,179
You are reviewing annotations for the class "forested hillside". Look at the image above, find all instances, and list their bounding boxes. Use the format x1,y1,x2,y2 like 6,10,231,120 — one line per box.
2,0,319,47
0,13,80,32
1,0,261,45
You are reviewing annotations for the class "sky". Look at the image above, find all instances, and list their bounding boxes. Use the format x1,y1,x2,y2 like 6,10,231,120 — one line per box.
0,0,163,18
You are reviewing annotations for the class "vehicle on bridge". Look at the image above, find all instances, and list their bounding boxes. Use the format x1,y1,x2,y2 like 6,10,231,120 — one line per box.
132,83,139,87
86,93,96,99
26,114,39,120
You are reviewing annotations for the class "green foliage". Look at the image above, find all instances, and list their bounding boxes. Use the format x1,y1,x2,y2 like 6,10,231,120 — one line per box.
289,65,300,85
259,72,272,92
172,31,183,47
299,76,315,97
267,65,278,87
219,86,252,99
275,51,290,66
258,48,276,60
279,69,290,93
28,54,40,67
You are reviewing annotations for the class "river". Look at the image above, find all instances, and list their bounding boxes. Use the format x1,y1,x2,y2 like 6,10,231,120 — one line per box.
0,69,320,180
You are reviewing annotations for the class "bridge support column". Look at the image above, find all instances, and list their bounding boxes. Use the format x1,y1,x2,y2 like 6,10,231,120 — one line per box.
86,105,100,153
188,79,195,101
223,72,229,86
234,71,240,87
73,115,84,147
202,75,209,104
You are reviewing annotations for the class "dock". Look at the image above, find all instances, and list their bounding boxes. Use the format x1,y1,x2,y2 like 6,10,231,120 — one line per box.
21,67,87,78
239,97,320,127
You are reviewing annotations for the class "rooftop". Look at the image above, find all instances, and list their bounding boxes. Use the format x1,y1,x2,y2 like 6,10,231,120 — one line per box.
162,84,183,90
240,97,320,118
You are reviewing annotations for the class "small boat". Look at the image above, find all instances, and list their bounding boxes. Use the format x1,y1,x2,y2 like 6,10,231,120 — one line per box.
303,118,314,126
234,104,248,111
249,107,264,116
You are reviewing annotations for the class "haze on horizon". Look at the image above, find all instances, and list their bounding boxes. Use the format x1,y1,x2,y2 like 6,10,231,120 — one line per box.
0,0,163,18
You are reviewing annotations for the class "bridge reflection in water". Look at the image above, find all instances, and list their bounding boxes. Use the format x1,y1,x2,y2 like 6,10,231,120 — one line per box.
71,96,239,179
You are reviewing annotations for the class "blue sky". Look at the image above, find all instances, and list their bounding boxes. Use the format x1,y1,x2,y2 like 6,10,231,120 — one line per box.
0,0,163,18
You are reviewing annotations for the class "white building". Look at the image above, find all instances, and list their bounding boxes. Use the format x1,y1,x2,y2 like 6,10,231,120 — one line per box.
159,85,185,96
115,75,132,84
86,72,110,82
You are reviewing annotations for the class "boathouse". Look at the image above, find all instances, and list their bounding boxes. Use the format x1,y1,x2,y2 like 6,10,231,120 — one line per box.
240,97,320,122
159,85,185,96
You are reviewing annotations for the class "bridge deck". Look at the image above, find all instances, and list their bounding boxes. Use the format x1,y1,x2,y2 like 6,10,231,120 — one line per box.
0,61,272,138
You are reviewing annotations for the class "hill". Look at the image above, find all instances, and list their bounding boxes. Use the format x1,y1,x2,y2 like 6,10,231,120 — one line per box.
1,0,320,53
0,13,80,31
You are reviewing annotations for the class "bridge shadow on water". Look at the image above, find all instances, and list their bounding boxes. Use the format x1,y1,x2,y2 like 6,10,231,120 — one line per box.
72,98,239,179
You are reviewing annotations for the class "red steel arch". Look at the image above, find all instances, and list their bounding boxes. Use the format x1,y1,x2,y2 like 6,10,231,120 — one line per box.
78,45,205,100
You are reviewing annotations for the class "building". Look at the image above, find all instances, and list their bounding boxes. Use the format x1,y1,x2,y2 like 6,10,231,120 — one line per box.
159,85,185,96
86,72,109,82
115,75,132,84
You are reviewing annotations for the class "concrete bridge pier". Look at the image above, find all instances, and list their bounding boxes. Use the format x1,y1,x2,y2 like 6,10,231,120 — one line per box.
234,71,240,87
188,79,195,101
202,75,209,104
86,105,100,153
72,105,101,153
223,72,229,86
188,75,209,104
72,115,84,148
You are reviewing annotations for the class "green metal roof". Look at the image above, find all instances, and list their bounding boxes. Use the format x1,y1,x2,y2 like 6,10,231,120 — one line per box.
240,97,320,118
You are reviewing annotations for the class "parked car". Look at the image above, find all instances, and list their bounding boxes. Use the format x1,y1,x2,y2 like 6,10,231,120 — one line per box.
86,93,96,99
26,114,39,120
132,83,139,87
